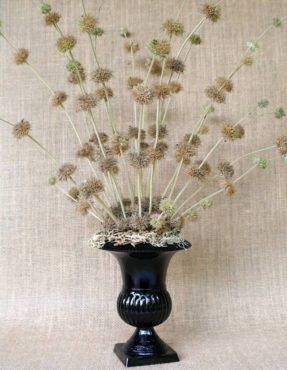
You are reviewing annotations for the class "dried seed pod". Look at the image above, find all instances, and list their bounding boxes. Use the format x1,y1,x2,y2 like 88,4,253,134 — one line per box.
205,85,226,103
162,19,184,36
128,152,150,168
224,180,236,196
79,14,97,34
215,77,233,92
13,119,31,139
77,198,91,215
147,39,171,57
75,93,97,112
222,124,245,141
80,177,104,198
201,3,221,22
127,76,143,90
111,134,129,155
276,136,287,155
57,163,76,181
77,143,95,161
44,12,61,26
166,57,185,73
57,35,76,53
186,160,211,181
175,142,197,164
99,157,119,174
133,85,154,105
14,48,29,65
50,91,68,107
217,161,234,179
153,84,170,99
68,187,79,201
89,132,109,145
92,67,113,83
167,81,182,94
95,87,114,101
128,126,146,140
148,124,168,139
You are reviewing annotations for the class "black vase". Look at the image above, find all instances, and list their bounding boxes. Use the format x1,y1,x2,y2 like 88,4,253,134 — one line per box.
102,241,191,367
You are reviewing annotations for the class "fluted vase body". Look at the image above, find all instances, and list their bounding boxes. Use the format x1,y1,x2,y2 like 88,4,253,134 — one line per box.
102,241,190,367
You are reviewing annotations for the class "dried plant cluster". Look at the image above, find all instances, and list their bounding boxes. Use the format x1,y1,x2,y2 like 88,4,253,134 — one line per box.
0,2,286,248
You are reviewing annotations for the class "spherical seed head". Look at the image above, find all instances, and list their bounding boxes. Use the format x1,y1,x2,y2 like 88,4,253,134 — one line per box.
258,98,269,108
95,87,114,102
217,161,234,179
274,107,286,119
215,77,233,92
44,12,61,26
146,58,162,75
272,17,282,27
124,40,140,53
57,163,76,181
50,91,68,107
128,126,146,140
77,143,95,161
100,156,119,174
276,136,287,155
147,39,171,57
187,160,211,181
127,76,143,90
198,125,209,135
14,48,29,65
235,125,245,139
166,57,185,73
133,84,154,105
41,3,52,14
79,14,97,34
200,197,213,209
89,132,109,145
66,60,84,73
147,143,167,162
241,54,253,66
75,93,97,112
68,70,86,85
48,176,57,186
221,123,245,141
184,133,201,147
159,198,175,217
189,33,202,45
120,27,131,38
224,180,236,196
205,85,226,103
111,134,129,155
162,19,184,36
68,187,79,201
201,3,221,22
92,67,113,83
128,152,150,168
185,210,198,222
57,35,76,53
80,177,104,198
77,199,91,215
254,156,268,169
148,124,168,139
175,142,197,165
153,84,170,99
167,81,182,94
93,27,104,36
13,119,31,139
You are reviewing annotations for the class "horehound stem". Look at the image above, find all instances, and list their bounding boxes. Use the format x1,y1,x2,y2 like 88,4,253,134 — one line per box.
83,22,135,204
137,106,145,217
174,143,277,217
182,164,258,217
0,117,105,221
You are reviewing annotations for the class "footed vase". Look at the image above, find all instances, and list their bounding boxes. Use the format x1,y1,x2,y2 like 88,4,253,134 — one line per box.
102,241,191,367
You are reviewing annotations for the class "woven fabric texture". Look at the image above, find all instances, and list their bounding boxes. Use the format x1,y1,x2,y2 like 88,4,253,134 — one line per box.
0,0,287,369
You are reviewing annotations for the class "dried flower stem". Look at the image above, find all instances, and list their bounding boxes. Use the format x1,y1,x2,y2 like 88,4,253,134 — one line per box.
231,145,276,165
55,183,104,223
182,164,258,216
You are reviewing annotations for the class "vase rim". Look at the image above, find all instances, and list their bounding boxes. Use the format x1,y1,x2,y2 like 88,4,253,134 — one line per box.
101,240,191,252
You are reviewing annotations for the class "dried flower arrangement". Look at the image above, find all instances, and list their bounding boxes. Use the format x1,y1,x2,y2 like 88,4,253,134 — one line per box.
0,1,286,249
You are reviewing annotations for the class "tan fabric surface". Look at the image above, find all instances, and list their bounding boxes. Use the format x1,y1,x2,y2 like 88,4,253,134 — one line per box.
0,0,287,369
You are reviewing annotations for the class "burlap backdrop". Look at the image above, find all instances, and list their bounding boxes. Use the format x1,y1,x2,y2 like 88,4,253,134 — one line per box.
0,0,287,369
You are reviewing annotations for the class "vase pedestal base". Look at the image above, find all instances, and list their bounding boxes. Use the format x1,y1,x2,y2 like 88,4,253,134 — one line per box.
113,328,179,367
